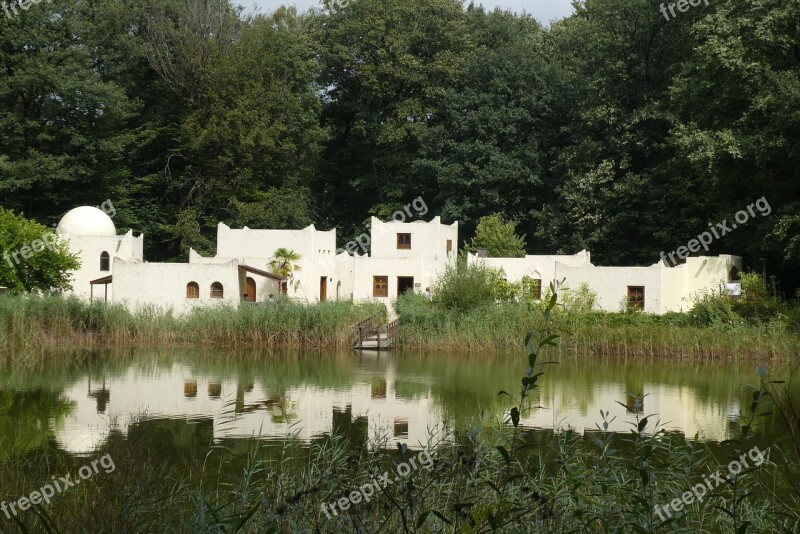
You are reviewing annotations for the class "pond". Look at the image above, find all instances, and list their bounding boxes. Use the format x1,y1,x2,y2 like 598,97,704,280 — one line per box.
0,349,784,459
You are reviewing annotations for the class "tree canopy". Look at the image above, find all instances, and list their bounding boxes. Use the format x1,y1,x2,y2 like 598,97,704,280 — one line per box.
468,214,527,258
0,210,80,292
0,0,797,292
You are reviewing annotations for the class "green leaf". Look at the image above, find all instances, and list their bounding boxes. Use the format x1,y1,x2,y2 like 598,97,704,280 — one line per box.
510,407,520,428
497,445,511,463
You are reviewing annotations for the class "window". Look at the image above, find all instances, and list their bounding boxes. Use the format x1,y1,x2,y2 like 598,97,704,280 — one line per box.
186,282,199,299
447,239,453,253
393,418,409,438
210,282,224,299
524,278,542,300
373,276,388,297
730,266,741,282
397,276,414,295
397,233,411,250
627,286,645,310
100,251,110,272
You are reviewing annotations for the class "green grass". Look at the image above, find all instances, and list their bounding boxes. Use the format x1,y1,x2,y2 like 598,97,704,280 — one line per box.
395,293,800,358
0,293,385,354
0,406,793,533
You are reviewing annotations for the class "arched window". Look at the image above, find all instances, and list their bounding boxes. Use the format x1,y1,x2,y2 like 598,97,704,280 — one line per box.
210,282,224,299
186,282,199,299
100,251,110,272
730,266,741,282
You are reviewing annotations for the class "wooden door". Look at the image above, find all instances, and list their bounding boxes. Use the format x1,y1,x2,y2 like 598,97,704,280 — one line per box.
245,277,256,302
320,276,327,301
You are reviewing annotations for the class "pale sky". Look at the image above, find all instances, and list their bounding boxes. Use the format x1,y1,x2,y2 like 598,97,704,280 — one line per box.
243,0,577,25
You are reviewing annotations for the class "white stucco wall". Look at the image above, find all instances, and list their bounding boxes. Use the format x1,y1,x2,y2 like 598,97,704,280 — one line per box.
211,223,338,301
685,255,742,297
559,264,664,313
111,259,241,315
350,256,452,301
64,231,143,300
475,250,742,315
369,216,458,262
468,251,592,287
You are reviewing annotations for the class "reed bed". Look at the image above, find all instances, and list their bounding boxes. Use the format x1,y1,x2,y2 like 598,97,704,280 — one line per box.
0,294,385,354
0,409,793,533
395,296,800,359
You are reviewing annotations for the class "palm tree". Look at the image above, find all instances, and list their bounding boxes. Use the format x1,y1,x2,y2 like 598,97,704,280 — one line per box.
268,248,301,279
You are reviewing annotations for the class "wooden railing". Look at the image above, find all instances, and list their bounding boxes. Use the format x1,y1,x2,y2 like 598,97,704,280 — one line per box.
385,319,399,347
352,315,399,349
352,314,377,348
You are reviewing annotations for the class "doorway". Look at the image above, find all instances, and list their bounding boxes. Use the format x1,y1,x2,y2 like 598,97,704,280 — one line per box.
245,277,256,302
320,276,328,301
397,276,414,296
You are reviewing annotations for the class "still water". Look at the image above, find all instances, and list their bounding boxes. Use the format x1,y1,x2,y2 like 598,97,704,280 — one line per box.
0,349,783,457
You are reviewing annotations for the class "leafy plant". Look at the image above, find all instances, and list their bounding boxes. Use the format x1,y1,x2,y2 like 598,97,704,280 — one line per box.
465,214,527,258
268,248,301,279
0,209,80,292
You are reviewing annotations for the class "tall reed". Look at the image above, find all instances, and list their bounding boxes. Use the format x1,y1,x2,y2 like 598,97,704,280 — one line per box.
0,294,385,354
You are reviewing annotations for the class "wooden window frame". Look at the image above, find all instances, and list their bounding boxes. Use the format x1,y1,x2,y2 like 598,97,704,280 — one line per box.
627,286,645,310
397,233,411,250
446,239,453,253
373,276,388,298
100,251,110,272
210,282,224,299
186,282,200,299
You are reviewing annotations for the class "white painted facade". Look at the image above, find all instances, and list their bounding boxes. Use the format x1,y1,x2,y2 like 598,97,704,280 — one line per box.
469,252,742,314
336,217,459,303
56,207,143,300
55,205,740,316
200,223,338,302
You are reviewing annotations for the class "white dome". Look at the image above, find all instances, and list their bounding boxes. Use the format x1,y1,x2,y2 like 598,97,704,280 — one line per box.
56,206,116,237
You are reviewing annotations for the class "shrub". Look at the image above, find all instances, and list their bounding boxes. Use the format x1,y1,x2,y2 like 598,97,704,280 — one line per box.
560,282,597,314
688,290,743,327
732,272,785,322
432,260,501,312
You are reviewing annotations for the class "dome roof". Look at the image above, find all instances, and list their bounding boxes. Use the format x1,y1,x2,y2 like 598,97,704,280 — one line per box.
56,206,116,237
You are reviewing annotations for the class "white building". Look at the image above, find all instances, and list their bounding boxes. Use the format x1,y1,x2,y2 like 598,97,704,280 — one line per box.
54,205,740,316
191,222,338,302
337,216,459,302
56,206,143,301
468,251,743,314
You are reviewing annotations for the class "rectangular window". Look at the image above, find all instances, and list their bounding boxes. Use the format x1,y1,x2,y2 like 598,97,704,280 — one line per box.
528,279,542,300
393,418,409,438
627,286,645,310
447,239,453,252
397,233,411,250
373,276,388,298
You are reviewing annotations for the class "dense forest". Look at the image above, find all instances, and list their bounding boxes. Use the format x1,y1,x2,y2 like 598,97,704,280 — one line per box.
1,0,798,291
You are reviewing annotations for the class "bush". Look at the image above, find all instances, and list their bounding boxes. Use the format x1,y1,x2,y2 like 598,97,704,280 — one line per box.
560,282,597,314
688,290,743,327
732,272,785,322
432,260,501,312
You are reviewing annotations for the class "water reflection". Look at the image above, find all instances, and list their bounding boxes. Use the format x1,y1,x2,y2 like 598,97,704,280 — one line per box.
0,350,777,456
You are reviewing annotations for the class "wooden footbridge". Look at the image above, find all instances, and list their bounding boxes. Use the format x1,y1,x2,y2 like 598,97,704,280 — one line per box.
352,315,399,350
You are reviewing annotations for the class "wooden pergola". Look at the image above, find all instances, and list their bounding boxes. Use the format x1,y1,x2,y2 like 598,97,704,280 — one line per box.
89,275,113,302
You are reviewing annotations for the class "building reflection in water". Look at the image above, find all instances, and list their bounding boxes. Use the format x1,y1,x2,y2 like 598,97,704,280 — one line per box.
87,378,110,413
54,360,741,454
